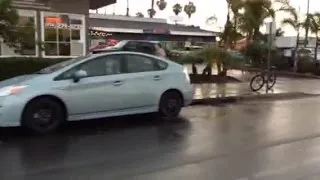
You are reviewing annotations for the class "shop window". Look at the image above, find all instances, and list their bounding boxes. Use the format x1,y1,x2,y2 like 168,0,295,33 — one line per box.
42,12,84,57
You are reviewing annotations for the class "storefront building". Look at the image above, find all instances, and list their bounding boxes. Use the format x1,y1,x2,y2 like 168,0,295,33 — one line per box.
88,14,217,50
0,0,216,57
0,0,116,58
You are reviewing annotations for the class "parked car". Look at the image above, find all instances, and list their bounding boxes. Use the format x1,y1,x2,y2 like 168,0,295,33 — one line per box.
92,40,171,58
0,51,193,134
92,40,158,54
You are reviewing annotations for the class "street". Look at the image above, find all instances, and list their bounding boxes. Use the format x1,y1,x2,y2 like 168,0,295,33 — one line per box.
2,97,320,180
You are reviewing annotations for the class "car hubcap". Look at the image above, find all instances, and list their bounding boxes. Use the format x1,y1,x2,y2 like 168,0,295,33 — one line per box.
33,109,53,125
164,98,179,115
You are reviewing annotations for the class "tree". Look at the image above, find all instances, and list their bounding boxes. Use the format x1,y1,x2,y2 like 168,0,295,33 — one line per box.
0,0,37,54
147,8,156,18
206,15,217,26
148,0,156,18
281,7,301,71
275,28,285,36
0,0,19,48
136,12,144,17
306,13,320,60
173,3,182,16
156,0,167,11
184,2,196,19
126,0,129,16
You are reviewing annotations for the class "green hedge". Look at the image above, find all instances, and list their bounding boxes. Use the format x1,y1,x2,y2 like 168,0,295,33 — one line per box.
0,57,69,80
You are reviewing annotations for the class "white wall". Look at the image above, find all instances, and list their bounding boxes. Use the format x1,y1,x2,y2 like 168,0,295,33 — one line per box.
275,36,317,48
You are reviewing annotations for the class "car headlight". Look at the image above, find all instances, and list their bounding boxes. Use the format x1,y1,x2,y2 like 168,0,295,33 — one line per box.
0,85,27,97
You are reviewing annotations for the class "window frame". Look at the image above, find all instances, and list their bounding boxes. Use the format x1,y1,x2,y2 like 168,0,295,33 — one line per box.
41,11,86,58
124,54,168,74
54,54,126,81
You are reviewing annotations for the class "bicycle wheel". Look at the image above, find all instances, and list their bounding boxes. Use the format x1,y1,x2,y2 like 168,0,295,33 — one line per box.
250,74,265,91
266,72,277,90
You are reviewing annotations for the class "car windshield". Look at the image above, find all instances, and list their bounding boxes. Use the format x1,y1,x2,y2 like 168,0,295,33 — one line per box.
35,55,91,74
113,40,128,48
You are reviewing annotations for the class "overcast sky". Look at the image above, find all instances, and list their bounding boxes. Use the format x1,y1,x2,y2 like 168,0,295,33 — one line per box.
92,0,320,36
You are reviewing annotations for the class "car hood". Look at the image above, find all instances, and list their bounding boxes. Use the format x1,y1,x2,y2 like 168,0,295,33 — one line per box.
0,74,41,87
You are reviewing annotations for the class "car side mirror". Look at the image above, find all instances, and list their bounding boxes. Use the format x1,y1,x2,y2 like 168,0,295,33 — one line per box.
72,70,87,83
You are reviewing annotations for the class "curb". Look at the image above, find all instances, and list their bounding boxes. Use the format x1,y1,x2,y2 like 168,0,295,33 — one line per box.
234,68,320,79
275,72,320,79
191,92,319,106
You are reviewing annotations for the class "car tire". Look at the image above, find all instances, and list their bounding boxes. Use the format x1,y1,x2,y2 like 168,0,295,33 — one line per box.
158,91,183,120
21,97,66,134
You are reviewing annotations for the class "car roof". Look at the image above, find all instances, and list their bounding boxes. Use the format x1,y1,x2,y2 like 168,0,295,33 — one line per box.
124,40,159,45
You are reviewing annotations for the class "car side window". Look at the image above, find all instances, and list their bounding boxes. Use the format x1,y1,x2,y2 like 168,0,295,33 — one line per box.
125,54,167,73
56,55,124,80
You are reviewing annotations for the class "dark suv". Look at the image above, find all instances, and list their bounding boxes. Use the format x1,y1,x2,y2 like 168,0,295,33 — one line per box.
91,40,160,55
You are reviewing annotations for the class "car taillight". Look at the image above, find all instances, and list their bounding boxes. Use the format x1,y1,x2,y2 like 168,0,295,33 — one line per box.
183,68,190,82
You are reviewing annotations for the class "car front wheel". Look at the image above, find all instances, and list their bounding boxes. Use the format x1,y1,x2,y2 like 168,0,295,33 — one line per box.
21,97,65,134
158,91,183,119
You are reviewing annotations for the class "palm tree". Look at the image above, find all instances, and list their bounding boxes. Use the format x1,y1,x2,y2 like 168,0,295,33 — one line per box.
206,16,217,26
184,2,196,19
147,8,156,18
241,0,275,40
173,3,182,16
136,12,144,17
275,28,285,36
126,0,129,16
281,7,301,71
156,0,167,11
148,0,156,18
306,13,320,60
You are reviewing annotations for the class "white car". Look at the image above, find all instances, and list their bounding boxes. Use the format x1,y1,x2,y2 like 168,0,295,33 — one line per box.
0,51,194,133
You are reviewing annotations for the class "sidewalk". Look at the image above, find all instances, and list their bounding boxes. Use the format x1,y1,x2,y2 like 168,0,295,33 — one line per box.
184,64,320,80
191,78,320,105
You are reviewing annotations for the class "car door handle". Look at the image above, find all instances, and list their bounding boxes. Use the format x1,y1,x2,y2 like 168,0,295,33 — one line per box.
112,80,123,86
153,75,161,81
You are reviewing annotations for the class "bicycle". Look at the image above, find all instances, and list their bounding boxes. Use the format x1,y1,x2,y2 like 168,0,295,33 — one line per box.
249,66,277,91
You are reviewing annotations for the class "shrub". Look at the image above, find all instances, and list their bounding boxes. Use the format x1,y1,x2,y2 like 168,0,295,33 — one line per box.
0,57,69,80
297,58,318,74
174,53,204,64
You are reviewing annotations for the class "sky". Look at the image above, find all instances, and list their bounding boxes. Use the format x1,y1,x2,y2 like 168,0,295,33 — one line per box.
91,0,320,36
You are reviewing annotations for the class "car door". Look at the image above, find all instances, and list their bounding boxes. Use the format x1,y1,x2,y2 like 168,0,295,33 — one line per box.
54,54,128,116
121,53,168,109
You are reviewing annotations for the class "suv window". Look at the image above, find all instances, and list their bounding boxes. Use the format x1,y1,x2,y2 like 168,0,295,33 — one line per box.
56,54,124,80
123,41,138,51
125,54,168,73
140,42,155,55
123,41,156,55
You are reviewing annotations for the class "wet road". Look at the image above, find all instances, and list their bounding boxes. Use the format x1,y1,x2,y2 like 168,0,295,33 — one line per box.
2,98,320,179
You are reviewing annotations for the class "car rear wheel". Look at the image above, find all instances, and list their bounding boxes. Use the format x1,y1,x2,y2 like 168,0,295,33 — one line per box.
158,91,183,119
21,97,65,134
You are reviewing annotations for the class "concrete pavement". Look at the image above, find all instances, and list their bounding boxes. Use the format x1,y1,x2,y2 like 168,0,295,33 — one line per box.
2,97,320,179
192,75,320,104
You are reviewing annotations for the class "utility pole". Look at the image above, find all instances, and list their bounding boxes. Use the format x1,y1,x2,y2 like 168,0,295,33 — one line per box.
305,0,310,47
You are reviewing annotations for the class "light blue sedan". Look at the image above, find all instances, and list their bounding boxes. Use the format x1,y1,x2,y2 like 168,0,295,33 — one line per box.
0,52,193,133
